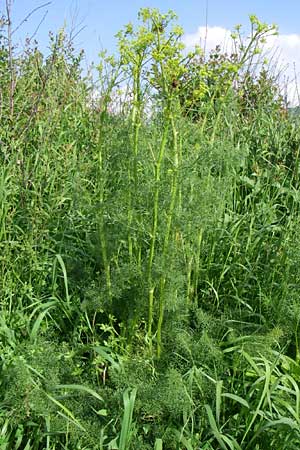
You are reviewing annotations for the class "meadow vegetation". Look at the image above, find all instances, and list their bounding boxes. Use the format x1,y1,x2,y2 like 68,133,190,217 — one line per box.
1,6,300,449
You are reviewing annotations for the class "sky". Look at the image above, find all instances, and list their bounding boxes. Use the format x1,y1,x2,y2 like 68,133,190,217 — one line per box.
2,0,300,104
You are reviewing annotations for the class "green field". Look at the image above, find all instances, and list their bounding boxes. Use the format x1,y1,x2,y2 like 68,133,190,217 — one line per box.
1,7,300,450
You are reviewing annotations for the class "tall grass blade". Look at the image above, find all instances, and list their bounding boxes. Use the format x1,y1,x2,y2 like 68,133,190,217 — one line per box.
118,388,137,450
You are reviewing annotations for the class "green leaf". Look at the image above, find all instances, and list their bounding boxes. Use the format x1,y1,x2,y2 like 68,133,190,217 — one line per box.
204,404,227,450
119,388,137,450
154,438,163,450
46,393,86,432
221,393,250,409
53,384,103,402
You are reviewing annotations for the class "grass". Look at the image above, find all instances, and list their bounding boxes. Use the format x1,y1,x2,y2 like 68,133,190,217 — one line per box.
0,6,300,449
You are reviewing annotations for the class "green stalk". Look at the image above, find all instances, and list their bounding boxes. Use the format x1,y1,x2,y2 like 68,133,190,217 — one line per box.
97,139,112,303
132,65,142,185
96,73,120,303
192,229,203,300
157,113,179,358
150,22,182,356
96,63,122,303
147,123,169,347
187,228,203,304
128,62,142,261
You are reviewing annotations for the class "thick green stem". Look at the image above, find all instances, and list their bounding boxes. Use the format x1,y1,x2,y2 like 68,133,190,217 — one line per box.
147,124,169,346
128,64,142,261
96,64,121,304
132,67,142,185
156,113,179,358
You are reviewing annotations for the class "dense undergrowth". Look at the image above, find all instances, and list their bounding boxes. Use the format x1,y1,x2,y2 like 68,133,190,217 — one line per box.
1,6,300,449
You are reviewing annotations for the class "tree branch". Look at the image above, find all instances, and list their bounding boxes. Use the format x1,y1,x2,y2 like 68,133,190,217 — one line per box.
12,1,52,35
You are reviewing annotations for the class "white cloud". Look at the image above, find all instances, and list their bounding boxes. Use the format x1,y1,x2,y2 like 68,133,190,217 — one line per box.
266,34,300,105
183,26,234,54
183,26,300,106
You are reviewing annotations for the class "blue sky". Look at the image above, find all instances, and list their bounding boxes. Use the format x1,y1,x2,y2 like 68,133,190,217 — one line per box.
3,0,300,63
2,1,300,103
